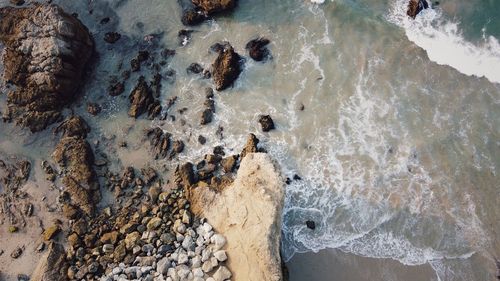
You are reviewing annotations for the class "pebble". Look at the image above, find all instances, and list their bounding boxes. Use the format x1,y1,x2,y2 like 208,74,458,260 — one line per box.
213,266,232,281
213,250,227,262
210,234,226,250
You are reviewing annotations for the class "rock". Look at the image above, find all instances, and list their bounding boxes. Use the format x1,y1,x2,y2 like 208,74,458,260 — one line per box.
146,127,171,159
104,31,121,43
198,135,207,145
212,266,232,281
43,225,61,241
157,257,170,274
147,217,162,230
259,115,275,132
8,226,18,233
211,43,242,91
192,0,236,15
240,134,259,159
114,243,127,262
221,155,238,173
10,0,25,6
201,260,215,273
125,232,140,249
407,0,429,19
100,231,119,245
0,3,93,132
170,140,185,159
213,250,227,262
31,242,67,281
102,244,114,254
129,76,161,119
187,63,204,74
17,274,29,281
52,116,98,218
188,153,284,281
10,246,23,258
306,220,316,230
108,81,125,96
86,103,101,116
200,108,213,125
181,9,207,26
175,163,197,187
245,38,271,61
210,234,226,250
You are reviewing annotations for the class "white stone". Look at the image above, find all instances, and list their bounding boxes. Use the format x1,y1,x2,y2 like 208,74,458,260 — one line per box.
213,250,227,262
202,222,212,232
201,248,212,262
191,256,201,268
167,268,179,281
178,252,188,264
176,265,190,279
156,257,170,274
202,260,215,273
112,267,122,275
210,234,226,250
192,267,204,278
212,266,232,281
182,235,194,250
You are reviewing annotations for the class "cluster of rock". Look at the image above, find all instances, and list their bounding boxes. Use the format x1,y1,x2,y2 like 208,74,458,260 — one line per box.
0,4,93,132
181,0,236,26
128,76,162,119
145,128,185,160
200,89,216,125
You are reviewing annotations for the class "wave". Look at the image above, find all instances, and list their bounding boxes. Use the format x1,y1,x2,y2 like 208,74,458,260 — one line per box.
387,0,500,84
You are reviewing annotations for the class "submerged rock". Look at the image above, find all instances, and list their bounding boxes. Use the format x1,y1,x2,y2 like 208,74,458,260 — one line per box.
407,0,429,19
104,31,121,43
246,38,271,62
0,4,93,132
211,43,243,91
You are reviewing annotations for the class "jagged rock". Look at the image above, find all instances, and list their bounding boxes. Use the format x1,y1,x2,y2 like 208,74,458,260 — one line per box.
104,31,121,43
187,63,204,74
245,38,271,61
192,0,236,15
86,103,101,116
211,43,242,91
181,9,207,26
259,115,275,132
52,116,98,218
221,155,238,173
146,127,171,159
128,76,162,119
240,134,259,159
407,0,429,19
31,243,68,281
175,162,197,187
0,4,93,132
43,225,61,241
108,81,125,96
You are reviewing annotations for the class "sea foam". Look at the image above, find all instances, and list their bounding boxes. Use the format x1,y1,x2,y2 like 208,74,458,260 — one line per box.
387,0,500,84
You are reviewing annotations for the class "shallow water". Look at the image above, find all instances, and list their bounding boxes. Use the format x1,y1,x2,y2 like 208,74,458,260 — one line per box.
1,0,499,280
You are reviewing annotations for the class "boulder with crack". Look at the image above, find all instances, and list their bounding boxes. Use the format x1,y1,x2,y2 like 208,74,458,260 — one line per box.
0,3,93,132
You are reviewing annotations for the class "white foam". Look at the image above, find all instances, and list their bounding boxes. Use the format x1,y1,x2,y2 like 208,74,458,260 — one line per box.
387,0,500,84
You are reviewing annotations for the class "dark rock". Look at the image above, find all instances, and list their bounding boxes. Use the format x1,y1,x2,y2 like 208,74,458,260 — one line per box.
293,174,302,181
258,115,275,132
129,76,161,118
100,17,110,24
192,0,236,15
169,140,185,159
161,48,176,59
175,162,196,187
179,29,194,46
211,43,243,91
213,146,225,156
86,103,101,116
306,220,316,230
145,127,171,159
17,274,29,281
285,177,291,185
187,63,204,74
10,0,25,6
0,4,93,132
10,246,23,258
181,9,207,26
245,38,271,62
200,108,213,125
210,42,225,53
407,0,428,19
108,82,125,96
151,73,162,98
198,135,207,145
104,32,121,44
54,116,90,138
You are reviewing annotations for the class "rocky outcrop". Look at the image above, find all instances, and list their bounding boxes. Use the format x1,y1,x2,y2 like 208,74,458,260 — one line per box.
211,43,243,91
128,76,162,119
0,4,93,132
407,0,429,19
246,38,271,62
52,116,98,219
192,0,236,15
31,242,68,281
188,153,285,281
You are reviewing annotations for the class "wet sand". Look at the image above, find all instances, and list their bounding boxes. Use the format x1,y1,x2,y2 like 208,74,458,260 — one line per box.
287,249,438,281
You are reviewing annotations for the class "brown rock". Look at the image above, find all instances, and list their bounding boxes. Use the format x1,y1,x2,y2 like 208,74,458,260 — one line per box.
54,116,90,138
407,0,429,19
43,225,61,241
129,76,161,119
259,115,275,132
86,103,101,116
175,162,197,187
246,38,271,62
31,242,68,281
192,0,236,15
211,43,242,91
146,127,171,159
221,155,238,173
240,134,259,159
0,4,93,132
181,9,207,26
100,231,119,245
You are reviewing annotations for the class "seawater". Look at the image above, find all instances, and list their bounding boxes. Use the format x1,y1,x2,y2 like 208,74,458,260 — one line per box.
1,0,499,280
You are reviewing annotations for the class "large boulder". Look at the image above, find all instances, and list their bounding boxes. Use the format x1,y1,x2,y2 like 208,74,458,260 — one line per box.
211,43,242,91
407,0,429,19
128,76,162,119
52,116,98,218
188,153,285,281
0,4,93,132
192,0,236,15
